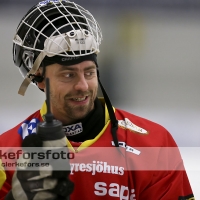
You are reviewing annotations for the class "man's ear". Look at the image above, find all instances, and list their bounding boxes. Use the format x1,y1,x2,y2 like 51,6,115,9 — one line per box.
35,69,45,90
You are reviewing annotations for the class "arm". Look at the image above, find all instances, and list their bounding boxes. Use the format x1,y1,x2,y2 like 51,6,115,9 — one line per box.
0,159,6,190
139,162,195,199
139,132,195,199
0,133,12,200
0,160,9,200
4,78,74,200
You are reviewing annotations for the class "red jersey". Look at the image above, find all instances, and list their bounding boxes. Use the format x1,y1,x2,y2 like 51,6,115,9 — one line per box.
0,101,195,200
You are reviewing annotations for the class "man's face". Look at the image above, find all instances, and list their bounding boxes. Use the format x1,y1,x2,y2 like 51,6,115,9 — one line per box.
41,61,98,125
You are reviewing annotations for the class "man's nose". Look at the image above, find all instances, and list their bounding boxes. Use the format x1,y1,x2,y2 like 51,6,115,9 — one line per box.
74,75,89,91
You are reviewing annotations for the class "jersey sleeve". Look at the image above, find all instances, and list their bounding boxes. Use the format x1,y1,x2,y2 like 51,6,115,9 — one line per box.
0,137,12,200
0,159,6,189
139,130,195,199
139,163,195,199
0,169,10,200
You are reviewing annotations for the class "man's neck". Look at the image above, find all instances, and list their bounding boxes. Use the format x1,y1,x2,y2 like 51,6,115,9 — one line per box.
65,98,105,142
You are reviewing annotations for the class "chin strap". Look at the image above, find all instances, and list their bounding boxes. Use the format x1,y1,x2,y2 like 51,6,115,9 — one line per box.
18,52,46,96
98,78,124,157
98,79,119,146
96,63,124,156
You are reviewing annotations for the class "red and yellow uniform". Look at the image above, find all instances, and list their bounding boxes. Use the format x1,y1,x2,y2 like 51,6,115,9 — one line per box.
0,100,194,199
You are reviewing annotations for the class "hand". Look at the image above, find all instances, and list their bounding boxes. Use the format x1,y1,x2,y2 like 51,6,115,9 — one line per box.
6,169,74,200
5,134,74,200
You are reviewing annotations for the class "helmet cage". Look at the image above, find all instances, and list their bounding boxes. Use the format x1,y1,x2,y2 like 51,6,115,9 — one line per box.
13,0,102,95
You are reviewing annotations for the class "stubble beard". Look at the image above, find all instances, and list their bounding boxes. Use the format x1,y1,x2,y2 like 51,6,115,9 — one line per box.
63,92,95,122
64,100,93,121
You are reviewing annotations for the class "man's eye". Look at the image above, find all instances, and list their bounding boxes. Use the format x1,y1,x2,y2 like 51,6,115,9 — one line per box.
64,73,74,78
85,72,95,76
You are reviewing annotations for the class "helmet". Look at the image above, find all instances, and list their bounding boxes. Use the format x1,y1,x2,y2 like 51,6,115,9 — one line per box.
13,0,102,95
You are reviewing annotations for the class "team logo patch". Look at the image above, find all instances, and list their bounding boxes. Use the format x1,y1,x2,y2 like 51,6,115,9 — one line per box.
63,122,83,136
18,118,40,139
118,118,148,134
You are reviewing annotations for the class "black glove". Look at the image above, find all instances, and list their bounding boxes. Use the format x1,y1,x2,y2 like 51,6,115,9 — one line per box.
6,168,74,200
5,134,74,200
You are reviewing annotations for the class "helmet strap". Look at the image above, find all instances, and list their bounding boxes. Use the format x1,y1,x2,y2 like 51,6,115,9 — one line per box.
95,61,124,156
18,52,46,96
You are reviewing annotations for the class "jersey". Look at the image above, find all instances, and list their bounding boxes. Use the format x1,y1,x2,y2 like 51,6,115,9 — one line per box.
0,100,195,200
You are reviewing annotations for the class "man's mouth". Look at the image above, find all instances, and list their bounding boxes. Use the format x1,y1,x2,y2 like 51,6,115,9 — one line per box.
72,96,88,102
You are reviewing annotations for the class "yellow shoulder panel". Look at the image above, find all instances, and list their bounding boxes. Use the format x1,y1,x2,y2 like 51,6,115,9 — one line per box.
0,159,6,189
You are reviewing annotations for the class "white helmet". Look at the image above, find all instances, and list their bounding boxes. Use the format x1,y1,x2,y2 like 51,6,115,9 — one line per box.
13,0,102,95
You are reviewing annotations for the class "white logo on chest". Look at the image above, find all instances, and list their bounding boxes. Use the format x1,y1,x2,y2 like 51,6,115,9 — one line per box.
63,122,83,136
118,118,148,134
